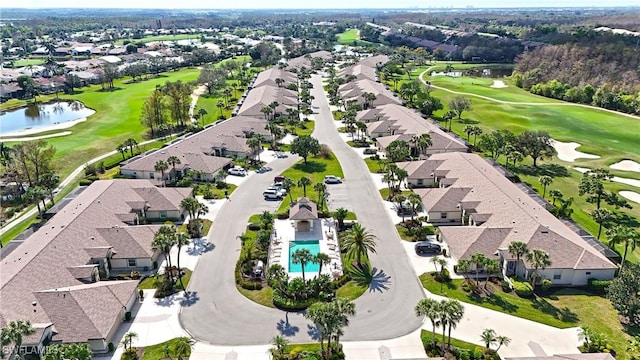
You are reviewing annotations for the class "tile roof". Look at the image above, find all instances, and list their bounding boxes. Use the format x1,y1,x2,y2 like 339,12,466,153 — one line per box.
286,50,333,69
339,79,402,107
253,68,297,88
410,152,615,270
289,197,319,220
237,85,298,117
397,159,445,180
0,180,191,344
121,116,270,174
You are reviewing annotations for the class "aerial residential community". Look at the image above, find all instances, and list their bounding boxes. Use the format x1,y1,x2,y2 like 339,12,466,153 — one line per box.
0,2,639,360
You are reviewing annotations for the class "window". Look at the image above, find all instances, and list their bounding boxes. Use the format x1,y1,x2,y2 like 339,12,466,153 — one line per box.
128,259,137,267
586,271,591,276
441,213,448,219
149,173,154,179
159,211,167,218
553,273,562,280
417,179,423,185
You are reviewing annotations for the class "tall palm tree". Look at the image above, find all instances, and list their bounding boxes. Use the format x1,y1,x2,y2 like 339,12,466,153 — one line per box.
313,182,327,211
407,193,422,221
155,160,169,186
173,336,194,360
410,133,432,158
246,136,262,162
464,125,474,142
297,177,312,197
167,156,181,181
415,298,441,348
495,335,512,351
333,207,349,231
281,178,295,204
480,328,497,350
116,144,127,160
444,300,465,349
508,241,528,277
330,297,356,351
216,100,225,119
484,259,500,289
470,252,487,285
539,175,553,199
152,225,177,274
3,320,34,359
606,225,639,270
259,211,274,230
590,208,611,240
124,138,138,157
315,253,331,277
271,335,288,358
549,189,563,206
471,126,483,146
341,223,377,268
174,231,190,290
526,249,551,290
291,248,314,281
393,194,407,222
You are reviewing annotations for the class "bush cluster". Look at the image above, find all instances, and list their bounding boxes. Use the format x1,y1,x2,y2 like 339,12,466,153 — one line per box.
587,278,611,293
510,277,533,298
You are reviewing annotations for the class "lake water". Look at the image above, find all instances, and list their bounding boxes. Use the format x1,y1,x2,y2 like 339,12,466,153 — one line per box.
0,101,95,135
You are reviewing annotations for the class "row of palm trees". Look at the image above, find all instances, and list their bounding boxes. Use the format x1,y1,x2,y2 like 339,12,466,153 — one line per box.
291,249,331,281
507,241,552,290
280,177,330,212
153,156,182,187
415,298,465,352
151,225,191,291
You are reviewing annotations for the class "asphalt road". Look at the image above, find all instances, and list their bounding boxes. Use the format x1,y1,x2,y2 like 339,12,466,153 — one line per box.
179,74,424,345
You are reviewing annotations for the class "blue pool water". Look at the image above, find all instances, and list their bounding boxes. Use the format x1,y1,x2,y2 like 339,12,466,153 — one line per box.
288,240,320,273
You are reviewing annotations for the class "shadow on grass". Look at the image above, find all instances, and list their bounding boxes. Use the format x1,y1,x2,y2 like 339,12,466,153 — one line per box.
294,161,327,173
98,87,124,92
530,297,579,323
468,291,519,313
350,265,392,293
457,118,480,125
514,163,570,178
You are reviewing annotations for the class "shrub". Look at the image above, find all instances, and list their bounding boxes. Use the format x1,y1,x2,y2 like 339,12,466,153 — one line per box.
318,144,332,159
121,348,138,360
369,154,380,160
501,280,512,292
587,278,611,293
511,278,534,298
215,181,228,189
272,291,316,310
277,211,289,220
247,222,261,231
108,342,115,352
124,311,132,321
176,178,192,187
541,278,553,291
441,268,451,281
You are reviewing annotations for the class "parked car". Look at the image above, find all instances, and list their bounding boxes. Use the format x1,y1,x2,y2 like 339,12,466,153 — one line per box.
363,148,377,155
414,241,441,255
324,175,342,184
275,152,288,158
263,189,284,200
228,167,247,176
256,166,272,173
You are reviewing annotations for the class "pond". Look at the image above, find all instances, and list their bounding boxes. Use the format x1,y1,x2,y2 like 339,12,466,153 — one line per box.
0,101,95,136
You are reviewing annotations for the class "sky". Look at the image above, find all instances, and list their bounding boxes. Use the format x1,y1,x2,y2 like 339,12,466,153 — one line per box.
3,0,639,9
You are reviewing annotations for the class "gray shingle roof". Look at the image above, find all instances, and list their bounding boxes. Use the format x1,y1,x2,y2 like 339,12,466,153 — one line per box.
289,197,318,220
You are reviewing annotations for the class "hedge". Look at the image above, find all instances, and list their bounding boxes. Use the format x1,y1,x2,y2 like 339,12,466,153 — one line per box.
510,277,533,298
234,263,263,290
272,291,318,311
587,278,611,293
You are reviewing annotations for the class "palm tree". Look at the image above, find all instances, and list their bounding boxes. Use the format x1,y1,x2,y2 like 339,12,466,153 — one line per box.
495,335,512,351
116,144,127,160
606,225,639,270
259,211,274,230
484,259,500,289
415,298,441,348
526,249,551,290
471,126,483,146
334,207,349,231
470,252,487,285
174,232,190,290
591,208,611,240
291,248,314,281
152,225,177,274
393,194,407,222
330,297,356,351
341,223,377,268
246,136,262,162
508,241,528,276
480,328,497,350
281,178,295,204
216,100,225,119
180,197,201,221
410,133,432,158
539,175,553,198
315,253,331,277
124,331,138,351
173,337,194,360
313,182,327,211
124,138,138,157
167,156,181,181
297,177,312,197
444,299,465,349
549,189,563,206
463,125,474,142
197,108,208,126
2,320,35,359
155,160,169,186
271,335,289,358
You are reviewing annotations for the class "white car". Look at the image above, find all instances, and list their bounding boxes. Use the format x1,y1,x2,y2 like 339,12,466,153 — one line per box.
263,189,284,200
324,175,342,184
227,167,247,176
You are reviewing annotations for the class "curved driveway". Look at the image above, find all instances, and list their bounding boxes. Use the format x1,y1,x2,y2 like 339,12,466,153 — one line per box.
180,74,424,345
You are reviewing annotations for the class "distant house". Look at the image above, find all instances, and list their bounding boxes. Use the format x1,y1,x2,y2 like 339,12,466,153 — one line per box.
0,83,23,100
410,152,616,286
252,68,297,89
237,84,298,119
285,50,333,70
338,79,402,108
0,179,192,353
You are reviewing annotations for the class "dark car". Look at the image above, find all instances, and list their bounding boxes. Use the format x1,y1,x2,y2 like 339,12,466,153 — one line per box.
414,241,441,255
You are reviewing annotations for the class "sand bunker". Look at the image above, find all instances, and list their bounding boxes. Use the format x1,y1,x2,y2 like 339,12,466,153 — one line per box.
610,160,640,173
573,167,640,188
490,80,508,88
0,131,72,142
551,139,600,162
620,191,640,204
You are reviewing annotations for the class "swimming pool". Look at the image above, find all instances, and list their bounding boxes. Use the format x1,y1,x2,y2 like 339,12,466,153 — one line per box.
288,240,320,273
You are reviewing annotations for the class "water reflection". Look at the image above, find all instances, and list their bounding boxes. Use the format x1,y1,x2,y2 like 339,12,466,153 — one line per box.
1,101,95,135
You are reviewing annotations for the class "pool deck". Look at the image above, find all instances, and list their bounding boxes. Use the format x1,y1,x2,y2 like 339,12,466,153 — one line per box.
270,218,343,279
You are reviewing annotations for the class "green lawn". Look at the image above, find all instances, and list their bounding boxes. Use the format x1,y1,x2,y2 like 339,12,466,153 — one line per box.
141,337,191,360
335,280,367,300
336,29,374,46
13,58,45,67
288,120,315,137
379,188,413,201
277,154,345,213
364,157,384,173
138,269,192,292
237,285,275,308
419,273,638,357
420,329,481,353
